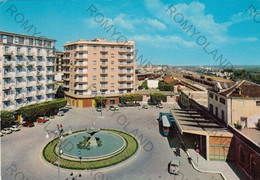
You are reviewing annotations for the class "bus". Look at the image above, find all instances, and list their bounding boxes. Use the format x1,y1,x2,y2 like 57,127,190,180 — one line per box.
159,112,175,124
162,115,171,136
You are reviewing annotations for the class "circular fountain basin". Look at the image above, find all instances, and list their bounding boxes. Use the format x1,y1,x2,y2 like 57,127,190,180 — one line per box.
59,131,126,160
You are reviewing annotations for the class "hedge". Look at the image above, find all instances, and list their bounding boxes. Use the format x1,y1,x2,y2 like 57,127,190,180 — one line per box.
42,129,138,170
17,98,67,122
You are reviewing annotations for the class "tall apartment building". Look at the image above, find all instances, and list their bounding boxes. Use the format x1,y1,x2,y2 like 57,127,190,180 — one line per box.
63,38,135,96
55,51,64,72
0,31,56,110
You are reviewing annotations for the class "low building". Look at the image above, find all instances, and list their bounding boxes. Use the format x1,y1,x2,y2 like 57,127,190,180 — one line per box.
208,80,260,128
147,80,158,88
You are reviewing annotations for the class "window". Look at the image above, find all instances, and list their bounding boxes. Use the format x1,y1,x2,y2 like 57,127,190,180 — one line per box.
120,47,123,51
93,60,97,65
256,101,260,106
93,76,96,80
111,53,114,58
215,107,218,118
126,47,131,51
111,68,114,72
111,46,114,49
5,46,9,52
111,83,114,87
102,46,106,50
93,53,96,56
220,98,226,104
17,47,21,53
28,48,31,54
111,75,114,79
37,49,41,54
111,61,114,64
209,93,213,98
215,95,218,101
93,45,96,49
127,54,131,59
221,110,224,121
93,68,96,72
79,45,83,50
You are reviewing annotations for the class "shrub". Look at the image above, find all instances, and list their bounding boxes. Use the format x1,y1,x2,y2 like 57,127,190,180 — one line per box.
150,93,165,104
234,122,242,130
1,111,14,128
17,99,67,122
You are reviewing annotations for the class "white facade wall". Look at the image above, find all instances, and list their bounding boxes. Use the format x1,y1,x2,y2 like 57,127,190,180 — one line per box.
1,32,56,110
147,80,158,88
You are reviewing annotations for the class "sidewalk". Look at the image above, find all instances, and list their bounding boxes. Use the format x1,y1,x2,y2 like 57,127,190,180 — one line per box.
187,148,240,180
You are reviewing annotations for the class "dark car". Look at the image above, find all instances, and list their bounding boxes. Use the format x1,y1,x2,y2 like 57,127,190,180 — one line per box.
22,122,34,127
96,107,102,112
118,103,125,107
156,103,163,108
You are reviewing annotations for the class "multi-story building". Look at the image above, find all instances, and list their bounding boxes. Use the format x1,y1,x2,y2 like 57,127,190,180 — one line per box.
63,38,135,107
55,51,64,72
208,80,260,128
0,31,56,110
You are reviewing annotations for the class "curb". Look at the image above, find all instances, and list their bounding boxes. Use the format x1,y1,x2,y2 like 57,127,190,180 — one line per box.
185,150,227,180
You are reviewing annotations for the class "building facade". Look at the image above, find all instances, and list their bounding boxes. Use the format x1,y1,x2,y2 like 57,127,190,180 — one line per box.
55,51,64,72
0,31,56,110
208,80,260,128
63,38,135,96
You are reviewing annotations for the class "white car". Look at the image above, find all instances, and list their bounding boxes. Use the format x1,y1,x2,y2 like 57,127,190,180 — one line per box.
169,158,180,175
2,128,12,134
57,111,64,116
10,125,20,132
43,116,50,121
66,104,72,109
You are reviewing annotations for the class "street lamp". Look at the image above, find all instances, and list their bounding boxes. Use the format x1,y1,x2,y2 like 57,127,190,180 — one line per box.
58,148,63,180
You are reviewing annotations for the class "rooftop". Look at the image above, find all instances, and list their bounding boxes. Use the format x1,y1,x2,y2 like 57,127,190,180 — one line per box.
171,108,232,136
210,80,260,98
65,38,135,46
0,31,56,41
240,128,260,147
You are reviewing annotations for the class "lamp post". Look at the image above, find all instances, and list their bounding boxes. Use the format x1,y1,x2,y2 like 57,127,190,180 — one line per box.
58,148,63,180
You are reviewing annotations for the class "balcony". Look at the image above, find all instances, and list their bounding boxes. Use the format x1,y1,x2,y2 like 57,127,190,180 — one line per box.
2,84,12,90
75,71,88,75
27,52,35,57
36,82,43,86
36,91,44,96
16,72,26,77
16,62,25,66
16,52,25,57
100,64,108,68
100,86,108,90
100,49,108,53
4,51,13,56
118,86,133,89
3,73,15,78
46,61,55,66
63,84,70,88
76,56,88,60
118,71,133,75
26,62,36,66
75,63,88,67
100,71,108,75
118,78,133,82
63,77,70,81
26,71,36,77
16,83,26,88
3,62,13,67
100,79,108,83
47,71,56,76
36,72,43,76
15,94,25,99
46,89,56,94
119,63,132,67
47,54,56,58
26,93,34,97
36,53,43,57
3,96,12,101
37,61,45,66
46,81,55,85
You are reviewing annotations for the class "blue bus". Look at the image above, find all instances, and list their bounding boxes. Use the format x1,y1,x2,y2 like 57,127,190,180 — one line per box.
162,115,171,136
159,112,174,124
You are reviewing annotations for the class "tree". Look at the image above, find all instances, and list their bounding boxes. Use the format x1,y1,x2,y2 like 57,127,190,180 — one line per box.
94,96,107,107
1,111,14,128
55,86,64,98
150,93,165,104
140,80,148,89
158,82,174,91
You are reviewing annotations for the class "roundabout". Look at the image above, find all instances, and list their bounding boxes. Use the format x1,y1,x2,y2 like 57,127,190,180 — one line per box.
42,129,138,170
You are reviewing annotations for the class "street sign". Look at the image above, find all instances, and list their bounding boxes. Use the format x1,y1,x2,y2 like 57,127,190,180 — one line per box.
78,150,81,155
196,149,200,153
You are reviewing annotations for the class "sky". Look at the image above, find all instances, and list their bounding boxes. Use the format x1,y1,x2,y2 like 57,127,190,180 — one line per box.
1,0,260,67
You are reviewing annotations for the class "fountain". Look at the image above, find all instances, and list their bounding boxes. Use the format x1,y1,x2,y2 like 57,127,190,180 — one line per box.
85,127,100,147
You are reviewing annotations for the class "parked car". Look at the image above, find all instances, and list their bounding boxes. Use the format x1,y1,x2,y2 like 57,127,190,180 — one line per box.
169,158,180,175
43,116,50,121
156,103,163,108
37,117,47,123
66,104,72,109
118,103,125,107
57,111,64,116
114,105,119,111
10,125,20,131
109,105,115,111
142,105,148,109
49,115,55,119
2,128,12,134
96,107,101,112
22,122,34,127
0,131,3,137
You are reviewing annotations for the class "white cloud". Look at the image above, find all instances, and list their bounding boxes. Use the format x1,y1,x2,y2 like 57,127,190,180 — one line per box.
146,18,167,30
129,34,196,48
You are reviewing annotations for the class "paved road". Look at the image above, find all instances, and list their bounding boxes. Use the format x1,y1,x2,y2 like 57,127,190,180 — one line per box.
1,105,223,180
